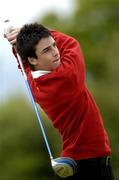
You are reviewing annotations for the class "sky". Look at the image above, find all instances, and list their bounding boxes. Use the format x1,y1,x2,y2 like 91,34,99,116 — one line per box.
0,0,74,103
0,0,74,28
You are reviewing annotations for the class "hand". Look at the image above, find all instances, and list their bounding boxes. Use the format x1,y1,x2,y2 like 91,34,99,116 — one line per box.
4,28,20,46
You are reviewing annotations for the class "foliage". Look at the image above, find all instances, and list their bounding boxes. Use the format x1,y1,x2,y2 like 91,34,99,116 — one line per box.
0,97,61,179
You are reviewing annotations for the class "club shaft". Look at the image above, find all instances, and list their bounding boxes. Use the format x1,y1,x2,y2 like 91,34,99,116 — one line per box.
17,53,53,160
3,20,53,160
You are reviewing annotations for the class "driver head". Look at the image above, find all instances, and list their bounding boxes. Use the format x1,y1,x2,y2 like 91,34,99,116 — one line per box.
51,157,77,178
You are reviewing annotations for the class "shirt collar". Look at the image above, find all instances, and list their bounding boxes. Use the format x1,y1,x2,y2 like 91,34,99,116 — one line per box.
31,70,51,79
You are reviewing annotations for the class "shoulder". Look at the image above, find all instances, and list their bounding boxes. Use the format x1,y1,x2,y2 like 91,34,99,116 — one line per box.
49,29,80,50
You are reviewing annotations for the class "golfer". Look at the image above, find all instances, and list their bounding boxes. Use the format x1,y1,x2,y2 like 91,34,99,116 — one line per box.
5,23,114,180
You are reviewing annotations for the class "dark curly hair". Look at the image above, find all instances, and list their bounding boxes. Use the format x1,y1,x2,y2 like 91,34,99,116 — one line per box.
16,23,51,61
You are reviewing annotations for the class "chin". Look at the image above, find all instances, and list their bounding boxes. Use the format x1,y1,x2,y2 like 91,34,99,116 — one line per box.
53,62,61,70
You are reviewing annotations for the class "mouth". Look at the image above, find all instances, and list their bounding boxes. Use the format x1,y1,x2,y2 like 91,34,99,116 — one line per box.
53,58,60,63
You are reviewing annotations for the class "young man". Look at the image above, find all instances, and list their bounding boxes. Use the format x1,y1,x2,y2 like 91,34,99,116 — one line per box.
5,23,114,180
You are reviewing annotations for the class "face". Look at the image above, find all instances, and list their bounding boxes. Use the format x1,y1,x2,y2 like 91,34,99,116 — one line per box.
28,36,61,71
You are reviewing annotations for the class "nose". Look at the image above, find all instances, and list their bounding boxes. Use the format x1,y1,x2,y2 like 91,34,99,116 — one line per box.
52,47,59,57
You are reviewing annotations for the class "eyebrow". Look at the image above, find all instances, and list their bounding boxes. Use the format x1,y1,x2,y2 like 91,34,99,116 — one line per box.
41,42,56,54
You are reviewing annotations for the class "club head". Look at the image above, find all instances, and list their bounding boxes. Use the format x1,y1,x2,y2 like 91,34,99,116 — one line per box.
51,157,77,178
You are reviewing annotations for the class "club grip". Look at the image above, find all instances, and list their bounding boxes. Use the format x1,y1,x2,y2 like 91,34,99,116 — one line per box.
4,20,13,35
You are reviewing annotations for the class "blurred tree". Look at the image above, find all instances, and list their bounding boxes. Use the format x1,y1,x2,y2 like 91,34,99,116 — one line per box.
0,97,61,180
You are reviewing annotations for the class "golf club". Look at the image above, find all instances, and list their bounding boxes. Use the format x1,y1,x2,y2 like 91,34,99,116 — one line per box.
4,20,77,178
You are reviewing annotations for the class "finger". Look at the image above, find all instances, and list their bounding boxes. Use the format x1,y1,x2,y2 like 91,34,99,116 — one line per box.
5,34,16,42
4,28,20,39
5,31,19,42
10,39,16,46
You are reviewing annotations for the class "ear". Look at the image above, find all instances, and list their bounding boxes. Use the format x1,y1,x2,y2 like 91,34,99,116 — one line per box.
28,57,38,65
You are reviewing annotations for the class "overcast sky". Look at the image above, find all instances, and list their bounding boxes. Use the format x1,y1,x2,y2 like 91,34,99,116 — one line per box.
0,0,74,33
0,0,74,103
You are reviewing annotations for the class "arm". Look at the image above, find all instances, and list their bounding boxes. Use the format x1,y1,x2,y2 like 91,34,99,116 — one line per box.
5,27,84,71
50,30,86,86
5,27,85,86
50,30,85,71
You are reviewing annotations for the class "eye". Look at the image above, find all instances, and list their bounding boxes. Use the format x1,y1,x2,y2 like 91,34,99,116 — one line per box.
43,47,50,53
53,42,57,47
